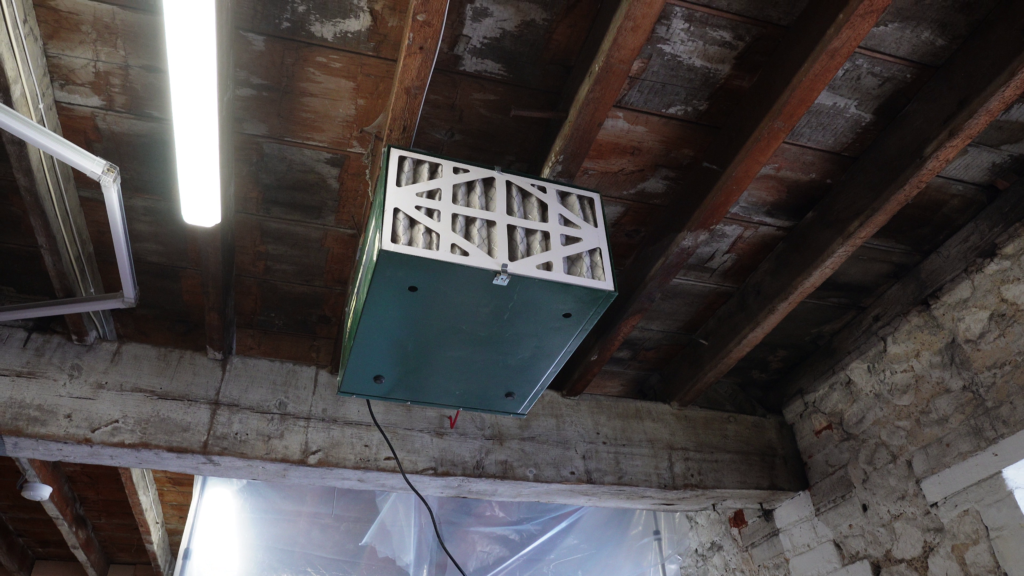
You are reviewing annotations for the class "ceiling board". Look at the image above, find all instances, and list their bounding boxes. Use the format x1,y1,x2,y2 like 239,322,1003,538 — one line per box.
234,137,364,229
786,52,929,156
576,107,715,205
414,70,559,173
861,0,1002,66
435,0,597,93
618,2,778,125
236,0,408,60
233,31,393,153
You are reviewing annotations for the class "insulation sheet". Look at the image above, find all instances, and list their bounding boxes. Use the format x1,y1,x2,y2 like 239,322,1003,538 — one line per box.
176,476,690,576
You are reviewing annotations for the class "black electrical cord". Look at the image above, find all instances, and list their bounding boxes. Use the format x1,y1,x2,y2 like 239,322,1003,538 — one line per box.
366,399,468,576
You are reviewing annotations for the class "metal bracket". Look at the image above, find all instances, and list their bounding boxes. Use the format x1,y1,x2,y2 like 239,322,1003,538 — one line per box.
493,263,511,286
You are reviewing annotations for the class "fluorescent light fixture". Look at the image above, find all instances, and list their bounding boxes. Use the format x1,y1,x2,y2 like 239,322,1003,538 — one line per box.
163,0,222,227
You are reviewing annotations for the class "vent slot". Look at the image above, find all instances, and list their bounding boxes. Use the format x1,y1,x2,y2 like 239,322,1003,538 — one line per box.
507,225,550,262
564,247,605,281
396,156,442,187
507,182,548,223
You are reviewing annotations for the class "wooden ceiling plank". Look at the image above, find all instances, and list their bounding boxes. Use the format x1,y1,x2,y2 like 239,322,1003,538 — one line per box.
0,0,114,342
0,513,34,576
559,0,891,397
118,469,172,576
14,459,109,576
196,0,237,360
660,0,1024,407
776,176,1024,406
540,0,668,182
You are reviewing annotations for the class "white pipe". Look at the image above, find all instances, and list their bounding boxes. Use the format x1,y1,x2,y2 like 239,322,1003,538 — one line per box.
0,102,107,180
0,102,138,322
0,293,129,322
100,169,138,305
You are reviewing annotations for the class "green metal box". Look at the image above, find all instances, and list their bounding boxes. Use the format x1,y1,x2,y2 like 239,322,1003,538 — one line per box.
338,147,617,416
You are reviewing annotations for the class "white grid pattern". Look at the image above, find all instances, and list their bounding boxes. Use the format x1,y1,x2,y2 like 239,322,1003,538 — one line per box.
382,149,614,291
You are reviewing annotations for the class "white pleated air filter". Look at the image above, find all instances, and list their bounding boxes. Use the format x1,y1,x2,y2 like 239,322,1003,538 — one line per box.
338,147,617,417
382,149,614,289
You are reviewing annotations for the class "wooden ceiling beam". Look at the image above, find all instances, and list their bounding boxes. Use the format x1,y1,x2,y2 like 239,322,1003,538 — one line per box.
119,468,173,576
660,0,1024,406
332,0,449,372
379,0,450,151
196,0,237,360
14,459,109,576
774,176,1024,406
1,327,806,511
0,0,114,343
540,0,667,181
0,513,33,576
559,0,891,397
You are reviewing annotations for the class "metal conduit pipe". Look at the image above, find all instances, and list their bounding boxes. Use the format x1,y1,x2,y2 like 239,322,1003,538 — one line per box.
0,101,138,322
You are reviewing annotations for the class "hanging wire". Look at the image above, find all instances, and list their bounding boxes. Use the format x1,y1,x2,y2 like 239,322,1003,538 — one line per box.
365,399,468,576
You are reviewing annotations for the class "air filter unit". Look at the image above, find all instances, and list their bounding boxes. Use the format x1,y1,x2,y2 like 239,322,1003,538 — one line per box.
338,148,616,416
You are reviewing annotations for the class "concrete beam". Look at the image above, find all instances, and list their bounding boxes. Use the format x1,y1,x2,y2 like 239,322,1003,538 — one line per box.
0,327,805,511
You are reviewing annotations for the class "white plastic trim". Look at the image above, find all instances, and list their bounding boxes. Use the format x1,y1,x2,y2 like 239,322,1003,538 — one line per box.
382,149,615,291
0,102,137,322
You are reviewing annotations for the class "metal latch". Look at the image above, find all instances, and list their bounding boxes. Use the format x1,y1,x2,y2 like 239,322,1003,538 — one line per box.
493,263,511,286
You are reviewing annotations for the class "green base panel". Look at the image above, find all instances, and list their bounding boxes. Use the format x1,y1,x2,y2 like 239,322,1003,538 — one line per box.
338,250,615,416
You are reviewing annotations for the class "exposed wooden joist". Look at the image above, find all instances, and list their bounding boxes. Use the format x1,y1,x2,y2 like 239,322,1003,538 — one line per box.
196,0,236,360
559,0,891,397
659,0,1024,406
0,326,806,511
14,459,109,576
379,0,450,151
539,0,667,181
0,513,33,576
118,469,173,576
0,0,114,343
333,0,449,372
775,177,1024,406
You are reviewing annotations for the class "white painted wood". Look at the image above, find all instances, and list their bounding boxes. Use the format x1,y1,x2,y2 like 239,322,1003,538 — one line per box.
921,428,1024,503
383,149,615,290
0,327,804,511
119,469,173,576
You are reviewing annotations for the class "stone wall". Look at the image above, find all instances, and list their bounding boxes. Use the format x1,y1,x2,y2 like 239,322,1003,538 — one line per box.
781,229,1024,574
680,509,790,576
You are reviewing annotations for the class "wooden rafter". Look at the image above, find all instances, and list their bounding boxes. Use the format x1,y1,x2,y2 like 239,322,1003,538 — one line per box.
660,0,1024,406
559,0,891,397
379,0,450,151
540,0,667,181
196,0,237,360
0,513,33,576
332,0,449,372
0,0,113,343
119,468,173,576
775,176,1024,406
14,459,109,576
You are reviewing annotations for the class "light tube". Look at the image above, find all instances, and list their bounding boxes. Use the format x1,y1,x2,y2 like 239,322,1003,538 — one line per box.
162,0,222,227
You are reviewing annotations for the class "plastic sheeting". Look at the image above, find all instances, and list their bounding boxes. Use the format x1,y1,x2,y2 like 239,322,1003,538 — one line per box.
176,477,691,576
